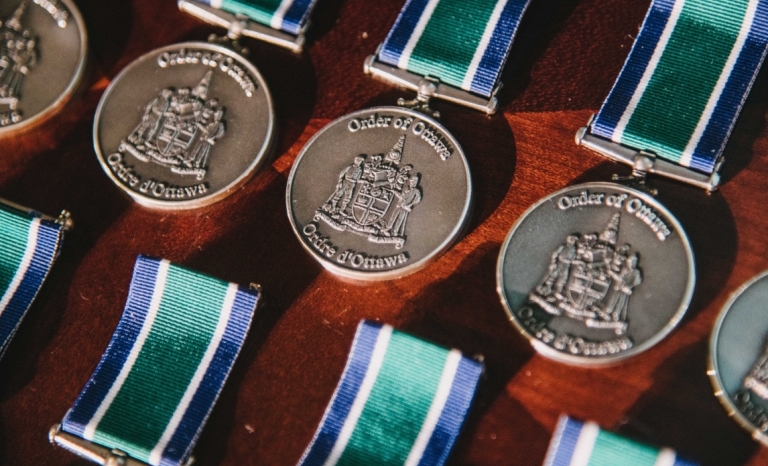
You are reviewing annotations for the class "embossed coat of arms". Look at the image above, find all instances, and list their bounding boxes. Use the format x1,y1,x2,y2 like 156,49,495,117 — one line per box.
529,213,643,335
119,70,225,180
314,135,422,249
0,0,37,125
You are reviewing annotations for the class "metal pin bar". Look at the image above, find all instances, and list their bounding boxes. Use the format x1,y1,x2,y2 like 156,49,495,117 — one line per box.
0,197,74,231
364,54,499,115
576,126,721,192
49,424,195,466
178,0,306,53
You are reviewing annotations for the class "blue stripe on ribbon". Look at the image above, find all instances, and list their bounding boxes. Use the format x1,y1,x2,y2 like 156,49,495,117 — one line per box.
159,286,259,466
297,321,382,466
281,0,317,35
690,0,768,173
591,0,677,141
544,417,583,466
0,219,62,358
62,256,161,437
468,0,531,97
377,0,432,66
417,356,483,466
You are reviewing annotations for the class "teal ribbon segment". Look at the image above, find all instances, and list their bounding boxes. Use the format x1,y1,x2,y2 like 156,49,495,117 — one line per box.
61,256,260,466
0,201,64,359
377,0,531,98
198,0,317,35
299,320,483,466
591,0,768,174
544,416,700,466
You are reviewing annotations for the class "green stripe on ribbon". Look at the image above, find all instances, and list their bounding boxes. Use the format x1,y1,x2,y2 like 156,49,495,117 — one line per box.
406,0,499,90
587,430,661,466
91,265,229,462
0,204,33,296
220,0,283,28
620,0,751,163
337,331,449,465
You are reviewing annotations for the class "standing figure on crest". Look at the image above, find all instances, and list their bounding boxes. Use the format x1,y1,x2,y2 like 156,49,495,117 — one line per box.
604,254,642,323
129,88,173,147
325,156,364,215
385,173,422,238
537,235,578,297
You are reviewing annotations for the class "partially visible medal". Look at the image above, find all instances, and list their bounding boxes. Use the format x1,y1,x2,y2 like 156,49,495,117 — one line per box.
95,0,318,209
709,271,768,446
287,0,533,280
0,0,86,135
497,183,694,365
498,0,768,364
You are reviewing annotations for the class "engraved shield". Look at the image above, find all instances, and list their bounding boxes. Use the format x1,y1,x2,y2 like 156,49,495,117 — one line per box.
352,181,394,226
566,262,610,311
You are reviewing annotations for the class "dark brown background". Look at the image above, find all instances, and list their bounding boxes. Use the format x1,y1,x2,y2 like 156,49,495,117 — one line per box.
1,0,767,464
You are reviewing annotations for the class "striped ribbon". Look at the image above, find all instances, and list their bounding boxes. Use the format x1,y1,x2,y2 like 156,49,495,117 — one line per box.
377,0,531,98
591,0,768,174
0,202,64,359
60,256,260,466
197,0,316,35
299,320,483,466
544,416,699,466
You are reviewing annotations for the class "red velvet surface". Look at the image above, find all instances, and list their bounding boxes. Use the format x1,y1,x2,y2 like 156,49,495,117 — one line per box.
2,0,768,464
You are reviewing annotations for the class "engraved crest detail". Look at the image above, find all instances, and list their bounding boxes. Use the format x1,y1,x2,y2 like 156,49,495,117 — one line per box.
118,71,225,181
0,0,37,126
744,339,768,400
529,213,643,335
313,135,422,249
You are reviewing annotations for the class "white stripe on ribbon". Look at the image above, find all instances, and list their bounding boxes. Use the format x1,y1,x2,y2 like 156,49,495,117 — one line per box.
149,283,239,464
270,0,295,30
0,218,40,317
398,0,442,69
612,0,686,143
680,0,759,167
83,260,170,441
323,325,393,466
210,0,223,8
404,349,462,466
654,448,678,466
568,421,599,466
461,0,509,91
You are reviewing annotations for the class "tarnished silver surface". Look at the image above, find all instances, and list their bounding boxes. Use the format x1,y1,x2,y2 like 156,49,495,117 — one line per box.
0,0,86,135
286,107,472,281
709,271,768,446
94,42,274,209
497,182,695,366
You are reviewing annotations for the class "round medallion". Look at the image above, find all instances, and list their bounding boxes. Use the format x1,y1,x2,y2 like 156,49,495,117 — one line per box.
94,42,274,209
0,0,87,135
286,107,472,281
710,271,768,445
497,182,695,365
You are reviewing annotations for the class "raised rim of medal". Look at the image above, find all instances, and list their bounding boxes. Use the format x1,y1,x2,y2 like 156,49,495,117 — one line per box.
709,270,768,446
0,0,88,138
496,181,696,367
92,41,275,210
285,106,473,281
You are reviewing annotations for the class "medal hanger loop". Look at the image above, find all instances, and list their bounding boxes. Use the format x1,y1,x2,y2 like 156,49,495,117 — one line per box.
178,0,307,53
576,119,722,194
49,425,196,466
364,52,501,116
207,13,250,56
396,77,440,119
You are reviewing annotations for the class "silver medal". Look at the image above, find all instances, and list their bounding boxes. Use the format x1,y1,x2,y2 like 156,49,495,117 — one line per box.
286,107,472,281
94,42,274,209
497,182,695,365
710,271,768,445
0,0,86,134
